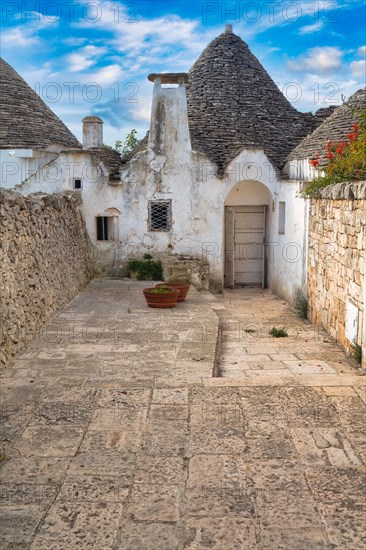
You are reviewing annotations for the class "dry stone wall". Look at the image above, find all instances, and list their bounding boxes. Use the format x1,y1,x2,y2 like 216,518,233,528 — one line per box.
0,189,94,366
308,182,366,362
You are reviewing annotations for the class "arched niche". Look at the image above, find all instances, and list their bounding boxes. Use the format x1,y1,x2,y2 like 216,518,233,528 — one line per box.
95,207,121,241
224,180,272,288
96,207,121,217
225,179,272,206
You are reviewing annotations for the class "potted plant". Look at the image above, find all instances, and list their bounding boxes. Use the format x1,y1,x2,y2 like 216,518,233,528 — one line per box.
155,282,191,302
143,285,180,308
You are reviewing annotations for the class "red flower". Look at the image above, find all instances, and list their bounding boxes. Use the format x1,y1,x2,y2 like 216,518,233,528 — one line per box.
353,123,359,131
348,132,356,140
326,152,334,159
335,141,347,155
310,158,319,167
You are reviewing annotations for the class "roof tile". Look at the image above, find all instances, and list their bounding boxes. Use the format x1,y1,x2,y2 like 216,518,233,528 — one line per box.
0,57,81,150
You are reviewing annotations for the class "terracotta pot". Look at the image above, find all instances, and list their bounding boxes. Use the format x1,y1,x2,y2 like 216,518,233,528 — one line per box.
155,282,191,302
143,287,180,308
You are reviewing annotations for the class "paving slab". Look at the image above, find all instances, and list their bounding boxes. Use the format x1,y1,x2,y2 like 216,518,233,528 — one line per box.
1,282,365,549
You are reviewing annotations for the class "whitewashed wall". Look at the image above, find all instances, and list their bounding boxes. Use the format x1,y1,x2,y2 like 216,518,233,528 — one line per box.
285,158,325,181
12,81,308,303
0,149,58,188
16,150,124,274
267,181,309,304
119,143,307,302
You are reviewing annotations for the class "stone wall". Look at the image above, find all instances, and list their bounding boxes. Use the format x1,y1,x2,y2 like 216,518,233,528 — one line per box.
162,254,210,290
308,182,366,365
0,189,94,366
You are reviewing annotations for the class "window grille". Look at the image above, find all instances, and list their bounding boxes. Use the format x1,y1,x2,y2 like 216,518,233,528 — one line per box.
148,200,172,231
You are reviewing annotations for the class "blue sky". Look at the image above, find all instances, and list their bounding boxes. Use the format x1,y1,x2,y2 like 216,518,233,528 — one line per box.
2,0,365,146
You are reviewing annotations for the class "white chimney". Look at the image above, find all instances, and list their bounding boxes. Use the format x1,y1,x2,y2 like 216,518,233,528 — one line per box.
147,73,191,158
82,116,103,149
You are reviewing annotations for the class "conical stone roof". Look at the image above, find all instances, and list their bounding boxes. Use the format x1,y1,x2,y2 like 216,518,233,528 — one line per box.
288,87,366,164
0,58,81,150
186,27,314,174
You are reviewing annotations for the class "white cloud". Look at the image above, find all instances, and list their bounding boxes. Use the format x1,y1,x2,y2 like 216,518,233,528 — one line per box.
68,54,93,72
1,27,40,47
121,1,339,46
270,68,360,112
1,13,59,48
86,64,123,85
13,10,58,24
21,62,60,84
77,12,204,53
350,59,366,77
357,45,366,55
126,101,153,125
63,37,89,47
288,47,343,75
299,21,324,35
27,11,59,24
6,0,364,146
72,0,215,58
68,45,107,72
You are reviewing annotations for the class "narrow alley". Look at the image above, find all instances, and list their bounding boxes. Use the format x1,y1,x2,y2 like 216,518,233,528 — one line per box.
0,281,365,549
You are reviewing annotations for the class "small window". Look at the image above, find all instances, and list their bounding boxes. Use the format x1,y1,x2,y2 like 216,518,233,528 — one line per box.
95,208,120,242
96,216,109,240
74,179,82,190
148,200,172,231
278,201,286,235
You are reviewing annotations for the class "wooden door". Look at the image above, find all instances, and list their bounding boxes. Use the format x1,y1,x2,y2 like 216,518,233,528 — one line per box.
225,206,266,287
224,207,235,287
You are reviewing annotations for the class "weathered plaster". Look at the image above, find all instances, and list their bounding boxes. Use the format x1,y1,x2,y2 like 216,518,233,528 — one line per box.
8,77,309,303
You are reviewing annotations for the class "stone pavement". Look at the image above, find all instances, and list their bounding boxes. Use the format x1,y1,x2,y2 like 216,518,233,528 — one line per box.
0,280,365,549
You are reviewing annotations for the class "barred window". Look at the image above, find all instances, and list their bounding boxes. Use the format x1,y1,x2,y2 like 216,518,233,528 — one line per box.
148,200,172,231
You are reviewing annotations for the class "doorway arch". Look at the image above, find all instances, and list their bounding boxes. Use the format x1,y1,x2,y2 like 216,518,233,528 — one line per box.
224,180,272,288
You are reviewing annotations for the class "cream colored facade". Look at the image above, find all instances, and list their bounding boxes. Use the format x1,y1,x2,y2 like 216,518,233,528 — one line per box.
11,76,309,304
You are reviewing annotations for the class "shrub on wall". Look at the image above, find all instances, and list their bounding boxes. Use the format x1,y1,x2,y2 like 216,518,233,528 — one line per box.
303,112,366,198
127,254,163,280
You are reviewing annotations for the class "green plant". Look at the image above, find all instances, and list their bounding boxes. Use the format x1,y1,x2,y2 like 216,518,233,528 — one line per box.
244,328,256,334
0,455,8,465
269,326,288,338
301,176,337,198
295,295,308,319
149,285,178,294
302,109,366,198
115,129,139,156
352,342,362,364
143,253,153,260
127,256,163,281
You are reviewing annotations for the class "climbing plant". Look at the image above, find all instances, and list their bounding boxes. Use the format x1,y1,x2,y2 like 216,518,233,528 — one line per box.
302,110,366,198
